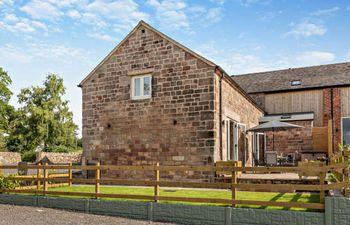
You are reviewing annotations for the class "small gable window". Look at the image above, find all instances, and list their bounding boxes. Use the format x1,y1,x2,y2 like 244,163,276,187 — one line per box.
131,74,152,100
291,80,301,86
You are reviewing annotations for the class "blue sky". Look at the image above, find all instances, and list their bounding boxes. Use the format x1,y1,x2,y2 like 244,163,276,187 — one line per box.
1,0,349,135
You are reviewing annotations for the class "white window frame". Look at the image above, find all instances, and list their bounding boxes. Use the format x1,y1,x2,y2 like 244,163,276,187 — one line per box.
131,74,152,100
341,117,350,145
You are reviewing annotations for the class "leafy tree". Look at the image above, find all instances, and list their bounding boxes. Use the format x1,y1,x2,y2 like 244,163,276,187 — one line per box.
7,74,78,153
0,68,13,151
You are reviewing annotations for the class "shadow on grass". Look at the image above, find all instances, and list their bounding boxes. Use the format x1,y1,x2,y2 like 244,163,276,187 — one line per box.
258,193,285,209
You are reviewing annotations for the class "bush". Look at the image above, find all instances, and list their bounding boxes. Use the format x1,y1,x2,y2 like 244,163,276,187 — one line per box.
0,175,20,189
44,145,82,153
21,150,36,162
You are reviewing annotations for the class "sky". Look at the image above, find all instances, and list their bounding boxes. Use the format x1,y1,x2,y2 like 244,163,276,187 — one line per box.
0,0,350,135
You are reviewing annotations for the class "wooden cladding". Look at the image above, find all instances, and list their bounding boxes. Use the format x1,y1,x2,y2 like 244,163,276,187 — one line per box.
265,90,323,126
312,127,328,152
341,87,350,117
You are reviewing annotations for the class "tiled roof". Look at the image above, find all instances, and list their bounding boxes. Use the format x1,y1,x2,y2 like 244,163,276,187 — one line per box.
231,62,350,93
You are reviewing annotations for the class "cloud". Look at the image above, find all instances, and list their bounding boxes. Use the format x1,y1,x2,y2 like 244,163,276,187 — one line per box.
147,0,189,30
0,42,89,66
66,9,81,19
0,44,32,64
205,7,221,23
210,0,226,5
88,33,115,43
297,51,335,65
311,7,339,17
147,0,222,31
284,22,326,38
20,0,63,20
235,0,270,6
82,0,148,30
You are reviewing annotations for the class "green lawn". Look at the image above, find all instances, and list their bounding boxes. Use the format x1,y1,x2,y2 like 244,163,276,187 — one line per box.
48,185,320,211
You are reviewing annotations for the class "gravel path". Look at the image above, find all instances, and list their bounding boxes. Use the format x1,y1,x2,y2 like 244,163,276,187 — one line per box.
0,204,178,225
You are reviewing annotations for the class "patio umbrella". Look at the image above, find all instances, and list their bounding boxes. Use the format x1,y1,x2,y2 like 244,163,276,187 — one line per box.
247,120,303,152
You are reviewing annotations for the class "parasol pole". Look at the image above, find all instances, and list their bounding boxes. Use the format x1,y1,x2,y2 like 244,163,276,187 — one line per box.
272,127,275,152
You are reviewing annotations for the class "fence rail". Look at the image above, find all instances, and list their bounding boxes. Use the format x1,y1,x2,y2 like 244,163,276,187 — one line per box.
0,148,349,210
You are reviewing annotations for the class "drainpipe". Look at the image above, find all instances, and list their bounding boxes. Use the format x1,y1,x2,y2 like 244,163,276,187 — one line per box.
330,88,335,152
218,68,224,161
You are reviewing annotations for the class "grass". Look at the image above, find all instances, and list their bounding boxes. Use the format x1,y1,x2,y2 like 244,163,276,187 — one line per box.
48,185,320,211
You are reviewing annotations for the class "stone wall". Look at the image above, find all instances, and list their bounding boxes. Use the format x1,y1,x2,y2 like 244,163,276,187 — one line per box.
0,152,21,165
36,152,82,164
214,75,264,165
81,23,216,180
265,120,313,154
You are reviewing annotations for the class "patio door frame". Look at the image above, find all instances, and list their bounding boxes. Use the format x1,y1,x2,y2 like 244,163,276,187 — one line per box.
225,118,246,163
253,132,266,166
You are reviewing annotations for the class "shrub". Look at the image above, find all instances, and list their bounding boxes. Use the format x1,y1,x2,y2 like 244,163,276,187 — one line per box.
0,175,20,189
21,150,36,162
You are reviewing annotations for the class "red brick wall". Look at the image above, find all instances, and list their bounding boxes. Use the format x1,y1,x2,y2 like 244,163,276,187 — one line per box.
323,88,342,152
265,120,313,154
81,25,216,180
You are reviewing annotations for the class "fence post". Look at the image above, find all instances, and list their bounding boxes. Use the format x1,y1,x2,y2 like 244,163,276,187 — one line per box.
320,170,326,205
43,162,48,195
36,163,41,190
231,161,237,207
95,162,100,199
68,162,73,187
154,162,160,202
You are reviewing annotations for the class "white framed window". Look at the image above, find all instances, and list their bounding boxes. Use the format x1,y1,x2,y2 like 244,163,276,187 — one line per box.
342,117,350,145
131,74,152,100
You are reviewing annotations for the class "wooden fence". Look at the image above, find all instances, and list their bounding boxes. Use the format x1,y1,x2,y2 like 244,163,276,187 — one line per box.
0,150,349,210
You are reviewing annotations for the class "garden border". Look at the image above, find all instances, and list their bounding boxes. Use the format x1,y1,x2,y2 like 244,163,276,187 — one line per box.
0,194,339,225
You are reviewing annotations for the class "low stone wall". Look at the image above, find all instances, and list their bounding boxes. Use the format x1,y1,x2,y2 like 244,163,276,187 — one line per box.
0,194,328,225
0,152,21,165
36,152,82,164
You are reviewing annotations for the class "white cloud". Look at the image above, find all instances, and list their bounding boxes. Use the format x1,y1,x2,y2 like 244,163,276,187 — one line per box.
284,22,326,38
147,0,222,31
206,7,221,23
0,42,89,66
147,0,189,29
311,7,339,17
81,12,107,28
88,33,115,43
0,44,32,64
236,0,270,6
0,14,49,33
20,0,63,20
210,0,226,5
3,13,18,22
66,9,81,19
82,0,148,30
297,51,335,65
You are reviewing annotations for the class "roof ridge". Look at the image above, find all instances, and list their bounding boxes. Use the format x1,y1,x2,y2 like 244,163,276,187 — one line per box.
232,61,350,77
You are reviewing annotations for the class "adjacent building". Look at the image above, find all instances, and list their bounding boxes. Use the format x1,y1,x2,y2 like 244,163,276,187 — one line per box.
233,63,350,162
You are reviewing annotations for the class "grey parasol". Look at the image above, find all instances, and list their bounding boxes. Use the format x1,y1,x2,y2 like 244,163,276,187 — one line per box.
247,120,303,152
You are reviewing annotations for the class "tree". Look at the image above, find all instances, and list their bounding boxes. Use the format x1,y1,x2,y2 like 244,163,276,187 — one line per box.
7,74,78,153
0,68,13,151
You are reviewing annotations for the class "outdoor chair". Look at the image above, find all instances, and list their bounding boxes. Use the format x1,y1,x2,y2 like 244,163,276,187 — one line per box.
265,151,277,166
